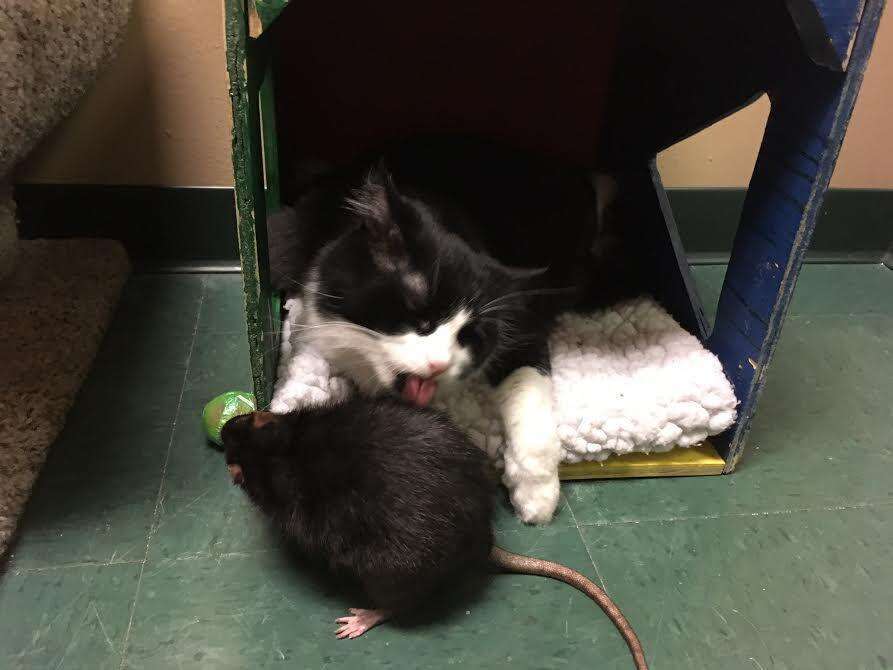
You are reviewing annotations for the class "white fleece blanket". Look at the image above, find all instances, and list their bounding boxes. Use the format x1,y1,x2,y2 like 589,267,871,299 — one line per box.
271,296,737,465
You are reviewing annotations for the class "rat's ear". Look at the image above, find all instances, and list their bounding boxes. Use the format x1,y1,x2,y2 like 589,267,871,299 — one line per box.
248,411,292,452
221,411,282,452
252,411,277,429
220,412,252,447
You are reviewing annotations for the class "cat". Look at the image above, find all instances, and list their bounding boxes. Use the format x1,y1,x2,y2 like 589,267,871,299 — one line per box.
269,136,640,524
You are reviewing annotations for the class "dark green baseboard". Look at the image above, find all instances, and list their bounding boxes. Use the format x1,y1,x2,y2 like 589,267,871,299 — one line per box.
13,184,892,267
667,188,892,262
14,184,239,268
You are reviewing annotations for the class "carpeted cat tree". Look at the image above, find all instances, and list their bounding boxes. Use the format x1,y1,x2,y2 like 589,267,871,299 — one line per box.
0,0,133,555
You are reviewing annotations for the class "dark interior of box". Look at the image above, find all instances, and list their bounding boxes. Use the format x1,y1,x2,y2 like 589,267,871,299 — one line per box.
263,0,805,336
269,2,619,175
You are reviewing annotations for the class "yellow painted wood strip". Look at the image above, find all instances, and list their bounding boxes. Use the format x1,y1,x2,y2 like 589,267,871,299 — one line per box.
558,442,725,480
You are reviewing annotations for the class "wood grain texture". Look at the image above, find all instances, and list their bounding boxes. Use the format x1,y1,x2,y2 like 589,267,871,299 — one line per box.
787,0,866,70
708,0,885,471
617,165,710,340
225,0,277,408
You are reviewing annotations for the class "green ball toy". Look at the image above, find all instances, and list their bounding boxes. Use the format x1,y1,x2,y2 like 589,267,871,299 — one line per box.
202,391,256,446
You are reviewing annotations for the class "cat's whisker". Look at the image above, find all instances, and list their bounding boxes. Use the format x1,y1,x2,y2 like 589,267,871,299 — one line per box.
278,272,344,300
477,305,519,317
291,322,383,339
479,286,577,312
477,316,510,327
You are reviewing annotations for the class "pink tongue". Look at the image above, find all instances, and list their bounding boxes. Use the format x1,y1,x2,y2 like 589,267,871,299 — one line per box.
401,375,437,407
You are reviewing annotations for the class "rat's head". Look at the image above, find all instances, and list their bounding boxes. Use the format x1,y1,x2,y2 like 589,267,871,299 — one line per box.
221,411,290,489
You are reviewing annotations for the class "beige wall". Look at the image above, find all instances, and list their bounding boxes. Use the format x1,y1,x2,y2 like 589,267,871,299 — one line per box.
16,0,233,187
16,4,893,189
657,8,892,188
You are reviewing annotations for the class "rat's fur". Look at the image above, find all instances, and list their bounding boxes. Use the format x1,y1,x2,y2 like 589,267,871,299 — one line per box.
222,399,495,615
221,402,648,668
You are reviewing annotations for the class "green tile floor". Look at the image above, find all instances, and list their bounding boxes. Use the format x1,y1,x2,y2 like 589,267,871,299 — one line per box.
1,264,891,669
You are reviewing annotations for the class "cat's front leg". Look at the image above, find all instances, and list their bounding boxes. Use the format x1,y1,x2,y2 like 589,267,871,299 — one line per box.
495,366,561,525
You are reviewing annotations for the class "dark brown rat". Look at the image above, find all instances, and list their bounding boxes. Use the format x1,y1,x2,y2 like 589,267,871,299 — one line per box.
222,398,647,669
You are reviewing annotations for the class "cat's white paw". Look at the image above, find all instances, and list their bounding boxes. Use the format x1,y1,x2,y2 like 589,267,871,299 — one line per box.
502,425,561,524
506,471,561,525
497,367,562,525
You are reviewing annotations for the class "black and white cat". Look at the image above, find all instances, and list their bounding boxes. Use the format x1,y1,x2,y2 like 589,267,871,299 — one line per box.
270,137,639,524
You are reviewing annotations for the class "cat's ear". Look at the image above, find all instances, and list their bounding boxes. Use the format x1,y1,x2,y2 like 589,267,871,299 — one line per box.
344,160,395,227
344,160,408,271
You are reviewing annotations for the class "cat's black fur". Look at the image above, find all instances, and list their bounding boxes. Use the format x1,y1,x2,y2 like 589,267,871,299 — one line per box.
268,136,643,386
222,398,496,613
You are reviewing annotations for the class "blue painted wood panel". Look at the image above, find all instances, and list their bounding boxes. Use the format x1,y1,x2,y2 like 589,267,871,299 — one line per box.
707,0,884,470
787,0,866,70
643,165,710,341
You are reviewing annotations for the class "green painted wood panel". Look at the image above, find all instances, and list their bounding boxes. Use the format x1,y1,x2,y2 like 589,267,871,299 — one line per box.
253,0,290,34
225,0,278,408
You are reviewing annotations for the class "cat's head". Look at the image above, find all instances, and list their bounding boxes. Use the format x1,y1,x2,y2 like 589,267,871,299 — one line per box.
304,162,542,404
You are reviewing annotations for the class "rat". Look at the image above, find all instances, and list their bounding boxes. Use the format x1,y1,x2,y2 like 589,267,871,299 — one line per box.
221,398,647,670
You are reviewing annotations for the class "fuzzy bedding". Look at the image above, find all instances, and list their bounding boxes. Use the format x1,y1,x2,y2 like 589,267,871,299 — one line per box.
271,296,738,465
0,239,129,555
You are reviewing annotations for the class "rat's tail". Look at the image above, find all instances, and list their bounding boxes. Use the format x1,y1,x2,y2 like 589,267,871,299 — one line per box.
490,545,648,670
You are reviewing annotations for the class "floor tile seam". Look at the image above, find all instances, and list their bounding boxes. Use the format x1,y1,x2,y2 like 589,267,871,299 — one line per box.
787,312,891,319
118,279,206,669
562,494,611,595
575,499,893,529
141,548,274,572
9,559,145,576
491,517,578,535
194,323,246,332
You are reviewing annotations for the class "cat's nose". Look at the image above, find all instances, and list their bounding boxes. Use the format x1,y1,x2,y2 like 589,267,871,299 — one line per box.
427,360,450,377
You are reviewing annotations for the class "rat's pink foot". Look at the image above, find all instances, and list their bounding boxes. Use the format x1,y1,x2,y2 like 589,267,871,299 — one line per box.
334,608,390,639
